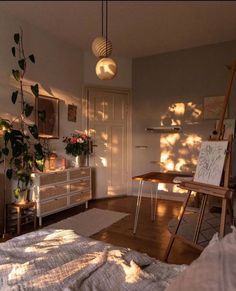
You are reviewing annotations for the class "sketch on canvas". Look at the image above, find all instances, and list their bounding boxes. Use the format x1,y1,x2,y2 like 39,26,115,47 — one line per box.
194,141,228,186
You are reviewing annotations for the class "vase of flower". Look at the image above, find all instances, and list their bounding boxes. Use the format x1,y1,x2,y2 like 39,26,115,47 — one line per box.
63,131,91,167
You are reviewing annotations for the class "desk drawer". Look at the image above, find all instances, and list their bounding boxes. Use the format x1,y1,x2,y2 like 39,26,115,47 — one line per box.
70,179,90,192
40,172,67,186
40,197,67,214
69,191,91,206
69,168,90,180
39,184,68,200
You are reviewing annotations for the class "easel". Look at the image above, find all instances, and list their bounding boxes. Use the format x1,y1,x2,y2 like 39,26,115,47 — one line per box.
164,60,236,262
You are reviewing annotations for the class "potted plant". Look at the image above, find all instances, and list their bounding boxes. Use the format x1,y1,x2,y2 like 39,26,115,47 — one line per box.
0,29,45,204
63,131,92,167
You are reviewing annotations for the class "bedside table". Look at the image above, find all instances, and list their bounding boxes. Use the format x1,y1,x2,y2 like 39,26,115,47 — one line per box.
7,201,37,235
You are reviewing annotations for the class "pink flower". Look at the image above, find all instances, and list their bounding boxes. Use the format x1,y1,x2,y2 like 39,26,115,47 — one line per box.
70,137,77,144
77,138,84,143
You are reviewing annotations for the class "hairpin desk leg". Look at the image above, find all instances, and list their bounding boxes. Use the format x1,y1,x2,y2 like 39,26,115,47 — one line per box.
151,183,154,221
133,180,144,234
153,184,159,221
164,190,192,262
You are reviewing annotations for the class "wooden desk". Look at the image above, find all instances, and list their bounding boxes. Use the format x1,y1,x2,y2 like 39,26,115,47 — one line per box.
132,171,192,234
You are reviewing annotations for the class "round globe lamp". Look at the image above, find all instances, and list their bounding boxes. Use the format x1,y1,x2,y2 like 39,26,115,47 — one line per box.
92,36,112,58
95,57,117,80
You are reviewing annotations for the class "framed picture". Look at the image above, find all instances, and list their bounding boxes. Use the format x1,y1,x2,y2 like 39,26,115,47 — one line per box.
68,104,77,122
203,96,228,120
36,95,60,139
215,119,235,140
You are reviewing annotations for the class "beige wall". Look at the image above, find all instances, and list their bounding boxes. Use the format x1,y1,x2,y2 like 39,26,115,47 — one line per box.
132,40,236,198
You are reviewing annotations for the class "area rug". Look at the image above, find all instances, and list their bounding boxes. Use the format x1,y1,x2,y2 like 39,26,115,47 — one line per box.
168,210,231,247
46,208,129,237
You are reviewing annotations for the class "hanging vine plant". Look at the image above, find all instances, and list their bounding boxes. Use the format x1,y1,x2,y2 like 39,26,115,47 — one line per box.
0,29,45,200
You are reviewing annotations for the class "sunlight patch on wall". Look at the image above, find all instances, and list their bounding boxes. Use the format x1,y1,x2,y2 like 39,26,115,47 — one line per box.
159,101,203,194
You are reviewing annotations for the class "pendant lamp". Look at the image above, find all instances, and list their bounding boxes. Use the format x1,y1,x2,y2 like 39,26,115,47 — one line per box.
92,0,117,80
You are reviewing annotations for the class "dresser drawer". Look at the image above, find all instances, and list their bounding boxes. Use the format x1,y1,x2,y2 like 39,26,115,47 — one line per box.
40,196,67,214
40,172,67,186
39,184,68,200
70,179,90,192
69,168,90,180
69,191,91,206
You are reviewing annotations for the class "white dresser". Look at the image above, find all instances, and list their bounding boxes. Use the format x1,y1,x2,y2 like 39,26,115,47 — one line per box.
31,167,92,226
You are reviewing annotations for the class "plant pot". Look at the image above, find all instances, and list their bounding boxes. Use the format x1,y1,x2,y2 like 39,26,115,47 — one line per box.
16,190,28,205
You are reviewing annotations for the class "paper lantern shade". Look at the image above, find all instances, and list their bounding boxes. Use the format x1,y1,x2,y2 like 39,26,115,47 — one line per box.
95,57,117,80
92,36,112,58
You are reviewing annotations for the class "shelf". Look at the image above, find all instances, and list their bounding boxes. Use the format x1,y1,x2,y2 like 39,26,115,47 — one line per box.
145,126,182,133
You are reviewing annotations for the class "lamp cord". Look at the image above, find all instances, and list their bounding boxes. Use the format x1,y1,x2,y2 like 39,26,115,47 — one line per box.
106,0,108,57
101,0,104,37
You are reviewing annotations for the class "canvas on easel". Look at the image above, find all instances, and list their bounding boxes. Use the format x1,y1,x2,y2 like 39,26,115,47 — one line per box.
193,141,228,186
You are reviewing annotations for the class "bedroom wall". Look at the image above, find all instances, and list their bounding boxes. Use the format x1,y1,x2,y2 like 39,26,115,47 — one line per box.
132,40,236,199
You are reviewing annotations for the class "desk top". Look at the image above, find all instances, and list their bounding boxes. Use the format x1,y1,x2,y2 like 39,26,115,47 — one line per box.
132,171,193,184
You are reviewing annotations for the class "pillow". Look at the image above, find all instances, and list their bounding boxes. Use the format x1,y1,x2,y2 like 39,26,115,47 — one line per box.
166,227,236,291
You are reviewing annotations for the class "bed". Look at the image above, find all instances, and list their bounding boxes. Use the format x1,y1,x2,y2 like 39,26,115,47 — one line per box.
0,228,185,290
1,226,236,291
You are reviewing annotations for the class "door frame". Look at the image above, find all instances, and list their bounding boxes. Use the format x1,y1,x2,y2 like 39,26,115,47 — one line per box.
83,85,133,197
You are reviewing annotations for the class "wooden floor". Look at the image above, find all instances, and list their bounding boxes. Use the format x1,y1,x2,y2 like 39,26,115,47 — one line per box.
2,196,202,265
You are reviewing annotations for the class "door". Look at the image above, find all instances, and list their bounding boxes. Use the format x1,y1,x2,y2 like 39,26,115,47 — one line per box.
86,87,130,199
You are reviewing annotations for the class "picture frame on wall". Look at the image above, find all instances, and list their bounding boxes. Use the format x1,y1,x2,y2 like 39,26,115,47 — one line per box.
68,104,77,122
36,95,60,139
203,96,228,120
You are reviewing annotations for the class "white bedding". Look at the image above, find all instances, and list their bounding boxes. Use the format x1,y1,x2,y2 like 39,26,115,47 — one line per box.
0,228,186,290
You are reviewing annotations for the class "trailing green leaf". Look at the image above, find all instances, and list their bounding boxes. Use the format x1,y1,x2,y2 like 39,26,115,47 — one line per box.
0,119,11,131
30,84,39,97
38,110,46,122
2,147,9,156
11,91,18,104
6,169,13,179
18,59,26,70
29,54,35,63
12,141,23,157
24,103,33,117
14,33,20,44
35,159,44,172
12,46,16,57
10,130,23,143
14,158,22,169
34,142,43,155
14,187,21,198
4,131,11,146
12,69,20,81
28,124,38,139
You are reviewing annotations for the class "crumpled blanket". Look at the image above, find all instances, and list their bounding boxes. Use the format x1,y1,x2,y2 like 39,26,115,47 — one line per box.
0,229,186,290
